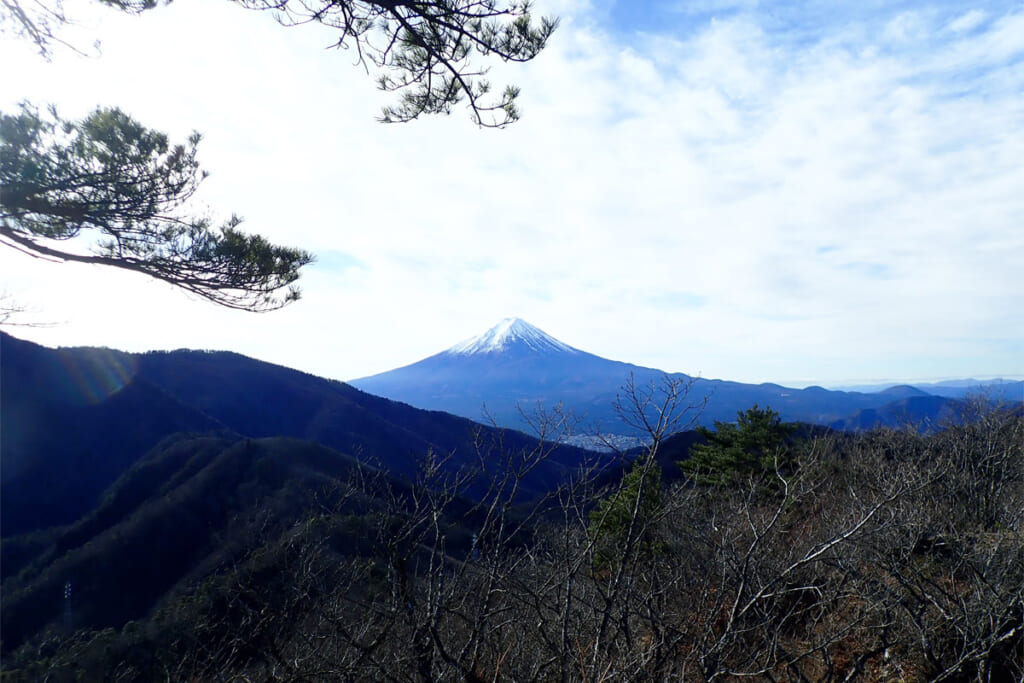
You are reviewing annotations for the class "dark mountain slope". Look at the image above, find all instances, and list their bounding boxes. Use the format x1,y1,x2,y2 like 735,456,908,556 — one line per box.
829,395,966,432
137,348,483,473
134,348,598,487
878,384,932,399
2,332,597,540
1,333,226,536
0,435,382,653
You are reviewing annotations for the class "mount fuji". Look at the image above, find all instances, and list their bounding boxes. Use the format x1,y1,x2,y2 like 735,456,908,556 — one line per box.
352,318,649,433
350,318,967,436
445,317,581,356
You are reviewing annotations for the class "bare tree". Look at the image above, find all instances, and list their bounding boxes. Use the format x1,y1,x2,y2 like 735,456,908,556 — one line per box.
0,290,56,326
11,387,1020,681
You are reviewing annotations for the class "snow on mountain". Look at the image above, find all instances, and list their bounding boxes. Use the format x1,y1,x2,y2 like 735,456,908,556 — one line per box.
445,318,581,356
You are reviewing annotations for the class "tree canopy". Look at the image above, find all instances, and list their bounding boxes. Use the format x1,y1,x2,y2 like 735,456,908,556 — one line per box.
0,0,555,311
246,0,557,128
681,404,796,486
588,456,663,568
0,104,313,311
2,0,558,128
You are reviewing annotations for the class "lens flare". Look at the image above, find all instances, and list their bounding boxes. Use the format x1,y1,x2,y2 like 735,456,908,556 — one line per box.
54,347,138,405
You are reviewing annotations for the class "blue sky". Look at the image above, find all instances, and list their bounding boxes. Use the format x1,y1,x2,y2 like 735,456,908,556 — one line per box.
1,0,1022,388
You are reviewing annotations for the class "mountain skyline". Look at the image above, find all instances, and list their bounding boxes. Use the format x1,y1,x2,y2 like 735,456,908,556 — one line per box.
352,317,1022,435
390,316,1024,390
358,316,1022,390
2,0,1021,388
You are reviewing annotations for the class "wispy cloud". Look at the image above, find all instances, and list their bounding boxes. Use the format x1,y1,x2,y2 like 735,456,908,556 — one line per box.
1,0,1020,386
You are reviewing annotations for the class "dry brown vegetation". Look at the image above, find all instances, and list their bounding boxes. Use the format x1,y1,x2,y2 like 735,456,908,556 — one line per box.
7,385,1023,682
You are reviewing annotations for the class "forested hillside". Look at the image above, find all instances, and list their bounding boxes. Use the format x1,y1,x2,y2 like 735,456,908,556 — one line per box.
0,332,599,538
3,377,1021,681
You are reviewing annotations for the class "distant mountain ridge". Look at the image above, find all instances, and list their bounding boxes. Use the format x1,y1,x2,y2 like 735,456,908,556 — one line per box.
831,378,1024,400
351,318,1017,435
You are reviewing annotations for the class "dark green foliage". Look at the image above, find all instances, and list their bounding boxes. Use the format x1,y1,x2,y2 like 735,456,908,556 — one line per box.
0,104,313,310
588,457,663,567
681,404,797,486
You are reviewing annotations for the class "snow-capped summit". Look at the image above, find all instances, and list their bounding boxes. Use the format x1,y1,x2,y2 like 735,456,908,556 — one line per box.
446,318,580,356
